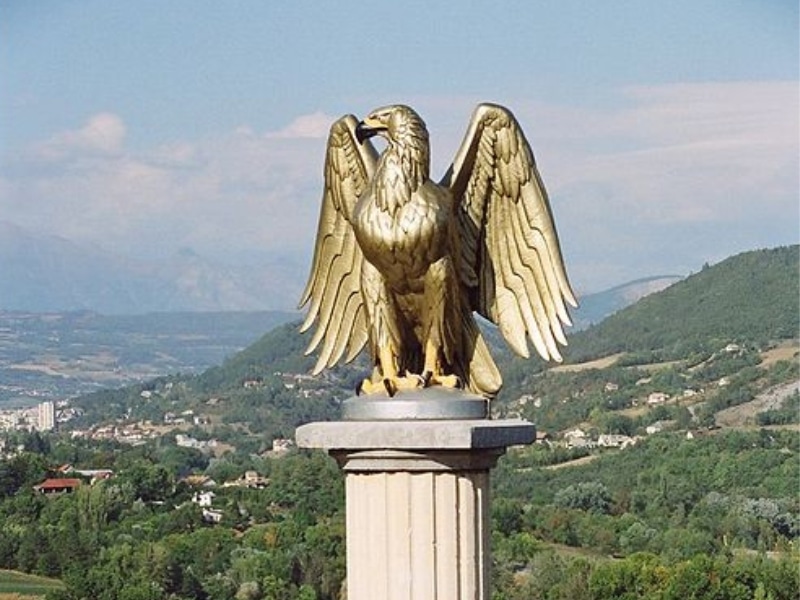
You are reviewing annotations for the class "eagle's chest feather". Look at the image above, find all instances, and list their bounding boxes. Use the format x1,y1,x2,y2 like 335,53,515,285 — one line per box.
354,181,452,287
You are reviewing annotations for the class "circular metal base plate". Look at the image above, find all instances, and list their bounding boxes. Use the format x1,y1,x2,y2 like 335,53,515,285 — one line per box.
342,387,489,421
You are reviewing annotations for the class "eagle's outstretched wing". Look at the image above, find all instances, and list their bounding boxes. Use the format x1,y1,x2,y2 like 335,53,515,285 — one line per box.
441,103,578,362
298,115,377,373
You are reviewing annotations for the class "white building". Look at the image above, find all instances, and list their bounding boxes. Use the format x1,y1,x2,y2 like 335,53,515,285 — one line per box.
38,401,55,431
597,434,636,448
202,508,224,523
192,491,216,507
647,392,669,405
564,428,595,448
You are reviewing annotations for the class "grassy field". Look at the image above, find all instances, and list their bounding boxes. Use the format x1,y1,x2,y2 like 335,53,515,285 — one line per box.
0,570,62,599
549,353,624,373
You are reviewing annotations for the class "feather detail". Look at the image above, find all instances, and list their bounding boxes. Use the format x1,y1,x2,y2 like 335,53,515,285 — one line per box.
299,115,376,370
445,103,577,363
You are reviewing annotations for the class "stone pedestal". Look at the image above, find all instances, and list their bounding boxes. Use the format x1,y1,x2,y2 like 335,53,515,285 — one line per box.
296,419,534,600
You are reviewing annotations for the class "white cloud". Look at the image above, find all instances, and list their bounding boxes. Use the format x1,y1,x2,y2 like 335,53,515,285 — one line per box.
1,112,329,263
543,81,798,225
264,111,336,139
616,82,796,147
469,82,799,290
34,112,127,160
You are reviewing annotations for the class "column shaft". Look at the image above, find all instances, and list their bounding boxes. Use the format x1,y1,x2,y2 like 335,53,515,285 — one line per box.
345,469,490,600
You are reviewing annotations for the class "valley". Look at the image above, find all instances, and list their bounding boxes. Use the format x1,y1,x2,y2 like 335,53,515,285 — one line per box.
0,310,297,406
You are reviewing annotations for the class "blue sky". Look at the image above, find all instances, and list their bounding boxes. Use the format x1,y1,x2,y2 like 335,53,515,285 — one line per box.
1,1,798,304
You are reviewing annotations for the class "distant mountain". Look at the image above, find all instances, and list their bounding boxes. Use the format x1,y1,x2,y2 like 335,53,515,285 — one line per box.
0,222,303,313
1,220,681,318
570,276,682,330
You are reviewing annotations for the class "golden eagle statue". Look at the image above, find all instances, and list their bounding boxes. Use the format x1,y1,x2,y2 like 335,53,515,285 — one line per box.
299,104,577,399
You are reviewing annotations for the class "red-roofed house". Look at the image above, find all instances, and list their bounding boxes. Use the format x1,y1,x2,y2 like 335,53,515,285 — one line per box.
33,478,82,495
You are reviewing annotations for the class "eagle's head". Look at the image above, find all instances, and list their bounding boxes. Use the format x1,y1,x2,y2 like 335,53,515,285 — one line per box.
356,105,429,151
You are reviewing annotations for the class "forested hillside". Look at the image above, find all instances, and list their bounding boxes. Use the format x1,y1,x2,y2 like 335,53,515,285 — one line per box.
564,245,798,362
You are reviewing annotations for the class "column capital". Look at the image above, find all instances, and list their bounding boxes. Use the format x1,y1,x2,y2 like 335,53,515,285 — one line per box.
296,418,535,454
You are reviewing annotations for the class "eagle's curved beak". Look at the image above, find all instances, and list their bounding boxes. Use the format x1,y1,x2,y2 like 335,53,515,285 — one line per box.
355,119,384,144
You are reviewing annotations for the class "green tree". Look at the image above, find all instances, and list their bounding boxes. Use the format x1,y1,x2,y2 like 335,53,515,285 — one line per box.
0,452,48,497
119,462,174,502
554,482,612,514
589,553,665,600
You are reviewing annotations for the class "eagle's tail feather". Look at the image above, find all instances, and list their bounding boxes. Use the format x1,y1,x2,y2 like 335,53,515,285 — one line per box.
459,312,502,399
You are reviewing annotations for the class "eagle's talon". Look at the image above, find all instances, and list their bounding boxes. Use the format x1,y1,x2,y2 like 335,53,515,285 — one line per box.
426,373,462,390
422,371,433,387
383,378,397,397
359,378,389,396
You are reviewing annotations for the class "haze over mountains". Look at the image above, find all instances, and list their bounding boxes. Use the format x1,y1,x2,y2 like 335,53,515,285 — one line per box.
0,221,304,313
1,221,680,317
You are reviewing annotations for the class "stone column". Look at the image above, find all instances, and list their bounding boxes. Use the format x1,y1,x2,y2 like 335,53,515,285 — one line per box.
296,418,534,600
